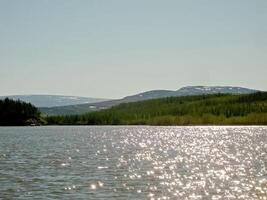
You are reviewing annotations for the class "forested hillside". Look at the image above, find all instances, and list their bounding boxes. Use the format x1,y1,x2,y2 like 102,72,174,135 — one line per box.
40,86,257,116
0,98,41,126
45,92,267,125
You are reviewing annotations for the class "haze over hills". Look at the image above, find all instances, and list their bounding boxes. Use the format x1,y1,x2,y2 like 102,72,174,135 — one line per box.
40,86,259,116
0,95,109,108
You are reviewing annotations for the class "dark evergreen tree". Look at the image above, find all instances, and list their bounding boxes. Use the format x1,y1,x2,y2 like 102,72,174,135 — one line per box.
0,98,41,126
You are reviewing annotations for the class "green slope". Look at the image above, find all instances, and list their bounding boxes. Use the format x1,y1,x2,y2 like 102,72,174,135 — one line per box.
45,92,267,125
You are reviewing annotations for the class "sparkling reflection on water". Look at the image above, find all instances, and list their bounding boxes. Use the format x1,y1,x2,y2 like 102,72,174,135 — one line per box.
0,126,266,199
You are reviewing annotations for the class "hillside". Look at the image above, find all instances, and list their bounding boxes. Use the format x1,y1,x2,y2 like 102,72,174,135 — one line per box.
45,92,267,125
0,95,108,107
41,86,258,116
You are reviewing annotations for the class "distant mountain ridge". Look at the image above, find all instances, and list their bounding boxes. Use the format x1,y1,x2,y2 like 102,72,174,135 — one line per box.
123,86,256,102
40,86,259,116
0,95,109,107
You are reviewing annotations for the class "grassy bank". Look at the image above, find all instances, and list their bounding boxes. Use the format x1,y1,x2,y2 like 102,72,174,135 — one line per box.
45,92,267,125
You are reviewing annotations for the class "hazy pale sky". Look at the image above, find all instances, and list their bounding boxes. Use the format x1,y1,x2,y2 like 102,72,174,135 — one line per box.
0,0,266,98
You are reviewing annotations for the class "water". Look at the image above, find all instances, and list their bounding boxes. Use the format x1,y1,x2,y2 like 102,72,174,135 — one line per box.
0,126,266,200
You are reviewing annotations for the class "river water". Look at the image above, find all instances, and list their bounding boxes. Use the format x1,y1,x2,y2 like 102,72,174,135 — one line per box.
0,126,266,199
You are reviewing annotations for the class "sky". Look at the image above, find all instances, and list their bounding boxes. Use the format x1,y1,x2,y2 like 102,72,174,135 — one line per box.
0,0,266,99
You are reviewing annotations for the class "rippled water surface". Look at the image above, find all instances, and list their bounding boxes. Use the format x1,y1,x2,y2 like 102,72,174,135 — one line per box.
0,126,266,199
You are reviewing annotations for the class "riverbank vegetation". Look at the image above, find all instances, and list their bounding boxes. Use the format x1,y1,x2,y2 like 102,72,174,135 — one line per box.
0,98,42,126
45,92,267,125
